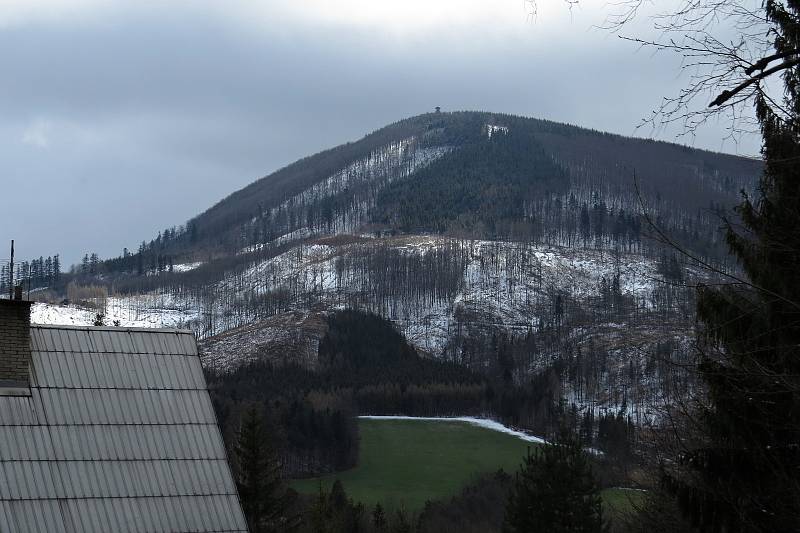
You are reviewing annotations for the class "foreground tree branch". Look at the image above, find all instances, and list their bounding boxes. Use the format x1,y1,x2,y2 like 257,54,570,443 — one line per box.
710,56,800,106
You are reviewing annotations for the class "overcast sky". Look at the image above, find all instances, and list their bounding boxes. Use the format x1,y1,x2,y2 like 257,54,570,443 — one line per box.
0,0,761,266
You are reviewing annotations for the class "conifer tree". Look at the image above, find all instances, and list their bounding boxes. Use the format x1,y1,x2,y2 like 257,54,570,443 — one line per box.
390,508,411,533
504,434,606,533
665,2,800,530
308,484,335,533
372,503,387,531
234,405,298,533
327,479,364,532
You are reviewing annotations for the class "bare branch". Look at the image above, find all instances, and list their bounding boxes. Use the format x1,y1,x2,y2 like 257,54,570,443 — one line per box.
710,57,800,106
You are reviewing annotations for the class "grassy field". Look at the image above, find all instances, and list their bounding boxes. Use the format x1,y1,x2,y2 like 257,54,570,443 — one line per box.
292,418,534,510
292,418,645,514
601,487,645,516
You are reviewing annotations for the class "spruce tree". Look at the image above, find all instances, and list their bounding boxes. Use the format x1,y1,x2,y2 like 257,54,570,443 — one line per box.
308,484,335,533
234,405,298,533
504,435,606,533
372,503,387,531
666,2,800,530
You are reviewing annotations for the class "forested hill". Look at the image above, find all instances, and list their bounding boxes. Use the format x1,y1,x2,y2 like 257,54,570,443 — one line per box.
101,111,761,272
37,110,764,432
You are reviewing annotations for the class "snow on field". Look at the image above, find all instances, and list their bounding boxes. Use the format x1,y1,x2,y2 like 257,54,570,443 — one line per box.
31,295,201,329
31,303,97,327
358,415,546,444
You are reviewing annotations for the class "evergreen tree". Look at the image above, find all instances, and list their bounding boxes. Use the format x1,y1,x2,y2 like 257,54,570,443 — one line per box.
372,503,387,531
235,405,298,533
504,435,606,533
52,254,60,282
327,480,364,533
579,203,591,247
89,252,99,275
308,484,335,533
390,508,411,533
665,3,800,531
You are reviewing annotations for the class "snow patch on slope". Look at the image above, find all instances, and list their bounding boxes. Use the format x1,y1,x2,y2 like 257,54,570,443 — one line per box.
358,415,546,444
172,261,203,273
487,124,509,138
31,295,200,329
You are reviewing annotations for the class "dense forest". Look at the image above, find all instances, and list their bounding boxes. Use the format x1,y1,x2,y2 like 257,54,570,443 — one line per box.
209,309,639,482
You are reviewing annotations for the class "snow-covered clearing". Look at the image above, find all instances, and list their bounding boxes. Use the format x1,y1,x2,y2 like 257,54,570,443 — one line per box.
172,261,203,273
31,295,200,329
486,124,509,138
32,237,668,359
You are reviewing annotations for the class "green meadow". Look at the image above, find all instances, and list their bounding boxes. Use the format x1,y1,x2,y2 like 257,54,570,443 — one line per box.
292,418,644,514
292,418,533,510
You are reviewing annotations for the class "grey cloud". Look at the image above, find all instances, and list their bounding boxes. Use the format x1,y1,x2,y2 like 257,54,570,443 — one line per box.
0,5,760,265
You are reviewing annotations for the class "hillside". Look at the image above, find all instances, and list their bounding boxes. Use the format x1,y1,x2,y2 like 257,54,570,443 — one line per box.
31,110,761,429
87,111,760,273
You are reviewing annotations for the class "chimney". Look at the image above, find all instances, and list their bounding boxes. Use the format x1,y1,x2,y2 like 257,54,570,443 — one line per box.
0,298,33,390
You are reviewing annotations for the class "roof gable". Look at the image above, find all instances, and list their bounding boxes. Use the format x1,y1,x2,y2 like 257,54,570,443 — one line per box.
0,326,247,533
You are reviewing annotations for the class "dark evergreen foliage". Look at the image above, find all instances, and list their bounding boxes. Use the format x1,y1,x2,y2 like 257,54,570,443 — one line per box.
665,3,800,531
318,310,478,388
596,407,635,461
504,434,607,533
305,481,365,533
373,128,568,237
416,470,512,533
1,253,61,294
234,405,300,532
372,503,387,531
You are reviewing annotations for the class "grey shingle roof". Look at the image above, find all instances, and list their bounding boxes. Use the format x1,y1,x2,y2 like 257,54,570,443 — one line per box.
0,325,248,533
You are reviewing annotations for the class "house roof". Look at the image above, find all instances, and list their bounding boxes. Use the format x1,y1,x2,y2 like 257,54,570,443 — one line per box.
0,325,248,533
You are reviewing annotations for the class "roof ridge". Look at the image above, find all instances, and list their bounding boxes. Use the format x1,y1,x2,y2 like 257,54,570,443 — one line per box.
30,324,194,335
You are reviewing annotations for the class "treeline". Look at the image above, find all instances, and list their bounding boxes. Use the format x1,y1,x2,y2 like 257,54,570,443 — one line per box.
1,254,61,294
96,228,186,276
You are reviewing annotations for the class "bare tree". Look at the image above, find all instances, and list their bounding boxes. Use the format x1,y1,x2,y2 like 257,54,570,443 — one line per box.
533,1,797,143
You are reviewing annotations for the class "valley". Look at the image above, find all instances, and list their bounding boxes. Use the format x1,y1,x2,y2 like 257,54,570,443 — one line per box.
4,1,799,529
17,110,763,529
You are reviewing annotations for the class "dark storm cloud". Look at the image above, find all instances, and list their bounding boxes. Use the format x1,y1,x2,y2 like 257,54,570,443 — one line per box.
0,2,760,265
